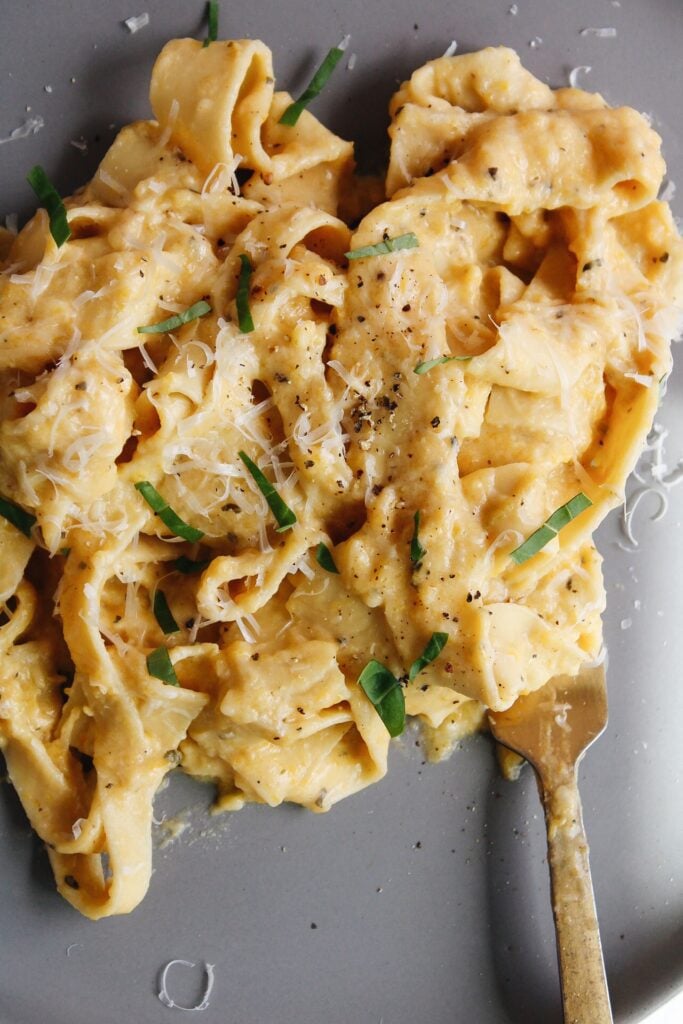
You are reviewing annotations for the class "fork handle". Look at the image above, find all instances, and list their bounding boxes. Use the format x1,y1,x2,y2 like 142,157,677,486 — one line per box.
538,765,613,1024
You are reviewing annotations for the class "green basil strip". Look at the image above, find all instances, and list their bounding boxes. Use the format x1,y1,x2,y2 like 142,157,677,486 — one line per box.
236,254,255,333
153,590,180,634
238,451,297,532
510,492,593,565
146,646,179,686
510,523,557,563
408,632,449,682
279,42,347,126
315,542,339,574
134,481,205,542
203,0,219,47
545,492,593,531
174,555,211,574
414,354,472,375
410,510,426,565
345,232,419,261
26,165,71,247
358,660,405,737
0,494,36,538
137,299,211,335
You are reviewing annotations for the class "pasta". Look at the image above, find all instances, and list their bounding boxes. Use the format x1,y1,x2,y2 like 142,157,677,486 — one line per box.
0,38,681,918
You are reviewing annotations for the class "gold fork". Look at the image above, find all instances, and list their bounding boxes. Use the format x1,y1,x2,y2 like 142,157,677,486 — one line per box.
488,664,613,1024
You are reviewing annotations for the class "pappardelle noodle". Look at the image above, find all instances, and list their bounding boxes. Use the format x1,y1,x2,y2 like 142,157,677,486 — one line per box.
0,37,681,918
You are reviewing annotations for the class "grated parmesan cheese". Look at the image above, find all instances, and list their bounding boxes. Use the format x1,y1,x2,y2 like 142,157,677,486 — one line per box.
83,582,98,612
612,292,649,352
623,372,655,387
234,396,275,451
327,358,372,396
97,168,129,199
186,615,208,644
157,299,186,314
553,702,571,731
73,285,110,307
586,645,608,669
157,960,215,1012
123,12,150,34
71,817,86,839
235,615,260,643
202,154,243,198
275,615,293,638
87,314,136,348
0,116,45,145
621,486,668,548
482,528,524,576
62,428,113,473
568,66,592,88
580,27,617,38
443,41,458,58
157,98,179,149
257,520,272,554
289,553,315,581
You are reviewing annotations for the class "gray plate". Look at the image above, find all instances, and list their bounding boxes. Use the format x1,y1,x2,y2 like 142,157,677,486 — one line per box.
1,1,682,1022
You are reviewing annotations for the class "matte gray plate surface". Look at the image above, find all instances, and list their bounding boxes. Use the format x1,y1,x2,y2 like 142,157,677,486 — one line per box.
1,1,681,1021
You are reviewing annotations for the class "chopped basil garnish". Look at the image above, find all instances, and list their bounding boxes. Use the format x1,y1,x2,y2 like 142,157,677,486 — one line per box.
238,451,296,532
408,632,448,682
173,555,210,574
315,542,339,574
510,492,593,565
0,494,36,538
345,232,419,261
153,589,180,634
358,660,405,737
203,0,219,47
26,165,71,247
359,634,451,734
135,481,205,542
279,40,348,126
410,510,425,565
146,646,179,686
414,354,472,374
137,299,211,335
236,254,255,333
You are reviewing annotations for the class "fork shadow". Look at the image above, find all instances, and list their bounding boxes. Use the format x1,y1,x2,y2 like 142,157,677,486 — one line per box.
484,761,564,1024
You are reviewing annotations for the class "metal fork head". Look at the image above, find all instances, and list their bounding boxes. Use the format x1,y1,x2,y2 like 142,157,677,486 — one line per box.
488,665,608,776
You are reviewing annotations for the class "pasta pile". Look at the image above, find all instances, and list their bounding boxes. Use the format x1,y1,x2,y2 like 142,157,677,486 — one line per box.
0,39,681,917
